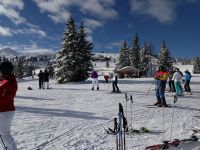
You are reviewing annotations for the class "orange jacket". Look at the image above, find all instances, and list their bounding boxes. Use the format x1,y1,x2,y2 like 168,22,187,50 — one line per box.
0,74,17,112
155,71,169,81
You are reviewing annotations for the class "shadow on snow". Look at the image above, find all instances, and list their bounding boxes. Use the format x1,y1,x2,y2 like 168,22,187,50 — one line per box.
16,106,109,121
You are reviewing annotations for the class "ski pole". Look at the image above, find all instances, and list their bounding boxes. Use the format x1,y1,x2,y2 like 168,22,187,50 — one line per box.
162,105,165,142
170,95,178,141
125,93,129,119
0,135,7,150
144,80,154,97
114,118,119,150
130,95,133,128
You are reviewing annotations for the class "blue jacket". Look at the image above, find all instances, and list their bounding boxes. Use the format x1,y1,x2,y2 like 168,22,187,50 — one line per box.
183,71,192,81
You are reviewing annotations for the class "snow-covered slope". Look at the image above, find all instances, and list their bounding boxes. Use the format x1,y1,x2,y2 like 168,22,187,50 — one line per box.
10,65,200,150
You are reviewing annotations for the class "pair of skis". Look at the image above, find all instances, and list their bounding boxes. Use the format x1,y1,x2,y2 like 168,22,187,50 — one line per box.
145,135,198,150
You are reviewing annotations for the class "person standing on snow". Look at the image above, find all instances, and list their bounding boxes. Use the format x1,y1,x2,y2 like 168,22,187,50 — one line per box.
183,69,192,94
90,70,99,90
154,66,169,107
172,68,183,96
38,70,44,89
43,69,50,89
112,70,120,93
0,61,18,150
168,66,176,92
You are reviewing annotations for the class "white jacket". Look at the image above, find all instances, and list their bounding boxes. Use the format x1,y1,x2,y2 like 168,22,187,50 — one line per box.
172,71,182,82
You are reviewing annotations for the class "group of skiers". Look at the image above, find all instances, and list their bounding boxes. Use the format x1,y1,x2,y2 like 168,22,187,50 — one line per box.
90,69,121,93
154,65,192,107
38,69,50,89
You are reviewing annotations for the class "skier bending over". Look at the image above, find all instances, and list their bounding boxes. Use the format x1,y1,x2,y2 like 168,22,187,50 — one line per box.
154,66,169,107
0,62,18,150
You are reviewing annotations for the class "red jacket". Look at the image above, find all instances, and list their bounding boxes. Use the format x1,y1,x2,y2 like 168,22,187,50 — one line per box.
0,74,17,112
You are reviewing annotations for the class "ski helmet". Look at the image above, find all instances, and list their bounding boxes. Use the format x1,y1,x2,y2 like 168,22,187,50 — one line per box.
0,61,14,75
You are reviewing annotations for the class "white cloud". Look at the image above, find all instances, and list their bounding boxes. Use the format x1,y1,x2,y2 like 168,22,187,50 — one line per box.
33,0,118,23
105,41,124,49
0,43,55,54
20,43,55,54
77,0,117,19
13,27,47,37
83,18,104,30
130,0,177,23
0,26,12,36
0,0,25,24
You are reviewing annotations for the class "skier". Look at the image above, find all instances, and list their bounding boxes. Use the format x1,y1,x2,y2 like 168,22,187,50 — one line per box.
38,70,44,89
90,69,99,90
183,69,192,94
104,74,109,83
112,69,120,93
43,69,50,89
154,66,169,107
172,68,183,96
168,66,176,92
0,61,18,150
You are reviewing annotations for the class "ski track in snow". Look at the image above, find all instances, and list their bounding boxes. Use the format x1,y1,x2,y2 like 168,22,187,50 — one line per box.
8,69,200,150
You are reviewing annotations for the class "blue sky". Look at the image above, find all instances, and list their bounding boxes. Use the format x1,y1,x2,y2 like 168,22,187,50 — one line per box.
0,0,200,58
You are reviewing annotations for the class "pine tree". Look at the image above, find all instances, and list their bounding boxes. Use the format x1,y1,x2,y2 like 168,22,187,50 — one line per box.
14,57,25,79
55,17,79,83
140,42,150,75
157,41,173,68
117,40,130,68
54,17,93,83
130,33,140,69
193,57,200,73
76,22,93,81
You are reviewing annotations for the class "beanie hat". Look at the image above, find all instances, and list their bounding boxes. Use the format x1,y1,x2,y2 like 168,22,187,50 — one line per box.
0,61,14,75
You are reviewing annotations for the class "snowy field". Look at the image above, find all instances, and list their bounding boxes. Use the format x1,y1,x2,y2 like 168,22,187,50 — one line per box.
8,65,200,150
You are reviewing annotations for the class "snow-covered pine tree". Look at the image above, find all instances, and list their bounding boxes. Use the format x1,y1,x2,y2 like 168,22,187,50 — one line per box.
140,42,150,76
117,40,130,68
157,41,173,68
76,22,93,81
193,57,200,73
130,33,140,69
14,57,25,80
54,17,93,83
55,17,79,83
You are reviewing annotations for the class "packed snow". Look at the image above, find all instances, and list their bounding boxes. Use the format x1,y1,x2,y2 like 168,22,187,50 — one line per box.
7,65,200,150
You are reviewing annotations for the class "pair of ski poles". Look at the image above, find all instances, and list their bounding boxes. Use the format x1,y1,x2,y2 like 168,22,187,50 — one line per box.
125,93,133,128
0,135,7,150
116,103,126,150
162,95,178,142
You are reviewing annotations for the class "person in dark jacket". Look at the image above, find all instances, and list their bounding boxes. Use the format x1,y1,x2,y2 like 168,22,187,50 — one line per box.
38,70,44,89
112,70,120,93
0,61,18,150
168,66,176,92
183,69,192,94
43,69,50,89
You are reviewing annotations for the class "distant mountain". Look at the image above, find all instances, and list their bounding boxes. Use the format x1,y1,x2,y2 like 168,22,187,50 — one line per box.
0,48,20,57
